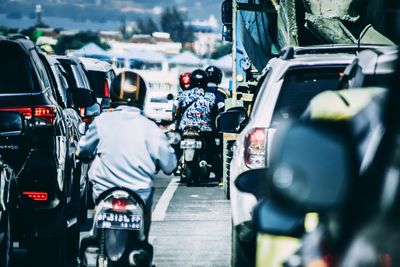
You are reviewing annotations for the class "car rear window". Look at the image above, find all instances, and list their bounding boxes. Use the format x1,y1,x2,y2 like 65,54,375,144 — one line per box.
0,42,32,93
87,71,108,98
272,66,345,125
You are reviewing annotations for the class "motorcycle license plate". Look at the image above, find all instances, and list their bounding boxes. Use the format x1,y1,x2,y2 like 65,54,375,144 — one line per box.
96,212,142,230
180,139,202,149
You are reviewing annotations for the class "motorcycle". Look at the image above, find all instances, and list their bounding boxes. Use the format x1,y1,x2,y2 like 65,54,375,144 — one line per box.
80,187,153,267
179,126,211,186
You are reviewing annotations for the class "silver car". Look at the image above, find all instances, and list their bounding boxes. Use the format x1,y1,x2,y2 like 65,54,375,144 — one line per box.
224,45,359,266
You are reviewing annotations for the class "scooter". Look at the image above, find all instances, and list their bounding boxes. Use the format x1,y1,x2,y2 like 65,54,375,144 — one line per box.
80,187,153,267
179,126,211,186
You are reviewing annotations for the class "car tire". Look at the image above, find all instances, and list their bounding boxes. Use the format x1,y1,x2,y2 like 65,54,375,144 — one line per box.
231,223,255,267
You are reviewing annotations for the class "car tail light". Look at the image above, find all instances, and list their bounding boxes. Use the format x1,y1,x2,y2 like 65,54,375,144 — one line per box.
112,198,128,212
22,191,48,201
104,80,110,98
0,106,56,125
244,127,267,169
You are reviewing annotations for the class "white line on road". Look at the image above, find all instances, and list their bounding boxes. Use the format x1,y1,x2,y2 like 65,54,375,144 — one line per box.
152,177,179,221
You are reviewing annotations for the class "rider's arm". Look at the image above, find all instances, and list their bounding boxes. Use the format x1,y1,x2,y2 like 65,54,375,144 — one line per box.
77,120,100,159
146,124,177,175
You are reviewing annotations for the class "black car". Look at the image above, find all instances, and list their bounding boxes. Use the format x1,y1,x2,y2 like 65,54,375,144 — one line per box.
79,57,115,103
44,55,94,223
53,55,99,119
0,35,95,266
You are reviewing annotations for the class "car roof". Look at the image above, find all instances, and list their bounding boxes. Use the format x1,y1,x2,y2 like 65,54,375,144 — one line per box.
0,34,38,56
79,57,113,72
52,55,83,65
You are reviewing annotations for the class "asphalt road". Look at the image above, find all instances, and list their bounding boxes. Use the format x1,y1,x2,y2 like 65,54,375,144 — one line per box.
14,173,231,266
150,173,231,267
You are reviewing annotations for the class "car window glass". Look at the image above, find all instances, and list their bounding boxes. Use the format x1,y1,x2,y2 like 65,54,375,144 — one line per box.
87,71,107,98
71,65,89,89
30,50,51,91
0,42,33,93
271,66,345,126
55,64,69,106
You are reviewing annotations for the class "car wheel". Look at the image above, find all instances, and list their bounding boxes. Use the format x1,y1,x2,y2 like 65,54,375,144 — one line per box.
231,223,255,267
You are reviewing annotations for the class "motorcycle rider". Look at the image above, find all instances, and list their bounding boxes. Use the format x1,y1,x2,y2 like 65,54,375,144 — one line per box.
77,70,177,239
177,69,222,181
205,65,228,112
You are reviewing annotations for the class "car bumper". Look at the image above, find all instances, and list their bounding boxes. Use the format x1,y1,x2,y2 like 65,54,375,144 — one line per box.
230,156,257,227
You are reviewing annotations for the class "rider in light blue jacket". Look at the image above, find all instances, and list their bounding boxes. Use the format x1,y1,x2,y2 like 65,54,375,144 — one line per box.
77,71,177,237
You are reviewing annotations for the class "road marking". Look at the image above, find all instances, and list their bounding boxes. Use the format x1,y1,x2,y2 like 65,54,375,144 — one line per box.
152,177,179,221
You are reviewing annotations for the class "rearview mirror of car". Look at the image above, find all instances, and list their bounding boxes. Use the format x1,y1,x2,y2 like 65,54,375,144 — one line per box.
0,112,25,136
235,168,269,199
216,108,248,133
85,103,101,118
69,87,96,108
253,199,305,237
270,120,356,212
100,97,111,109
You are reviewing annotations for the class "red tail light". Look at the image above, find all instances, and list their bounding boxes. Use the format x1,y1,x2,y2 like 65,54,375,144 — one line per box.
104,80,110,98
0,106,56,124
112,198,128,212
244,127,267,169
34,106,56,124
22,191,48,201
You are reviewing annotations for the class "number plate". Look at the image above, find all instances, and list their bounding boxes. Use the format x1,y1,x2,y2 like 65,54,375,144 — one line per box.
180,139,202,149
96,212,142,230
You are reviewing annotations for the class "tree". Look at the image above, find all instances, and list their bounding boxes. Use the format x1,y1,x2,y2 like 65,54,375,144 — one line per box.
54,31,110,55
160,6,194,43
136,17,159,34
211,43,232,59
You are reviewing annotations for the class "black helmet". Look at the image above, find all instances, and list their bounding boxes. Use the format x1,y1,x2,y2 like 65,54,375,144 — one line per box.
110,71,147,109
205,65,223,85
190,69,208,89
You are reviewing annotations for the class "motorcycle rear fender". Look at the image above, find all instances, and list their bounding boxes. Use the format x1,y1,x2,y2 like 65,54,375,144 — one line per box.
184,149,196,161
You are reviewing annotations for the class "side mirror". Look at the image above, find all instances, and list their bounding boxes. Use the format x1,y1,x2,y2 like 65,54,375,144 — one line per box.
69,87,96,108
221,0,232,25
0,112,24,136
253,199,305,237
221,0,233,42
270,120,356,212
100,97,111,109
216,107,248,133
166,93,174,101
235,168,269,199
85,103,101,118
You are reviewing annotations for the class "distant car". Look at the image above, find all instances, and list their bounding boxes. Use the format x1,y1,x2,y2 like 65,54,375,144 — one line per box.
143,90,176,123
220,45,358,267
79,57,115,104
